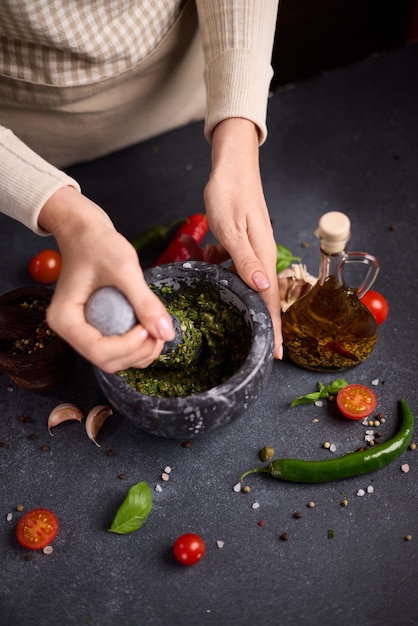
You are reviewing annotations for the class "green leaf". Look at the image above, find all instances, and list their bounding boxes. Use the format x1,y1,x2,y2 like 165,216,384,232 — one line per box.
276,243,301,274
290,392,320,407
109,481,152,535
327,378,349,395
290,379,349,407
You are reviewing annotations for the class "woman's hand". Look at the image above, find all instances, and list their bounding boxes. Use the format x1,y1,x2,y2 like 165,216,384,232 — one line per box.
38,187,175,372
205,118,283,359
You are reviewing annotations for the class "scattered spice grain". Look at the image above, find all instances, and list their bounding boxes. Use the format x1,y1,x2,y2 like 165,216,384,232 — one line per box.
280,532,290,541
260,445,274,462
307,501,315,508
19,415,33,424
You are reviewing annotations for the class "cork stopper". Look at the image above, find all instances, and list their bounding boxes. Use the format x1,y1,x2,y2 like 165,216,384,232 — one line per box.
315,211,351,254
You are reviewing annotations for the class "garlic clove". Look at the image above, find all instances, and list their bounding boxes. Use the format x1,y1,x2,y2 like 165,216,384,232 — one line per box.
48,402,83,435
85,405,113,447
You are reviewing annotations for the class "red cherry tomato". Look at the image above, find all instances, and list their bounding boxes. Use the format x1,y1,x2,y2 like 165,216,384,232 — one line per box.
360,290,389,325
173,533,206,566
16,508,59,550
28,249,62,284
337,384,377,420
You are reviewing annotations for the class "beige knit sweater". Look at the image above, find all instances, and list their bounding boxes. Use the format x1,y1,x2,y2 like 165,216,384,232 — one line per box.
0,0,279,234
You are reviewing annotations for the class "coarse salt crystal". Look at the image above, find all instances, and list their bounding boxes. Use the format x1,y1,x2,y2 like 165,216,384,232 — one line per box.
252,502,260,510
161,472,170,482
6,512,12,522
371,379,379,386
362,418,369,426
365,429,375,435
365,434,374,442
164,466,172,474
233,483,241,493
314,400,323,407
357,489,366,497
330,444,336,452
401,463,410,474
367,485,374,493
155,484,163,492
216,540,225,549
43,545,53,555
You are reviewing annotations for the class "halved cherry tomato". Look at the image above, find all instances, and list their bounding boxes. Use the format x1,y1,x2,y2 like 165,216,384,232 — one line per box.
28,249,62,284
16,508,59,550
360,290,389,325
337,384,377,420
173,533,206,566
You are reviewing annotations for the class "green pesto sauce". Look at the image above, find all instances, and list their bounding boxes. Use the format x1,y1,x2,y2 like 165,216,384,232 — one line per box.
118,285,251,398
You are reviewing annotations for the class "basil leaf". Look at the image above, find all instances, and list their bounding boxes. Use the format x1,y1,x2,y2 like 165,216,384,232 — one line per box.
276,244,301,274
290,379,349,407
327,378,349,395
290,392,320,407
109,481,152,535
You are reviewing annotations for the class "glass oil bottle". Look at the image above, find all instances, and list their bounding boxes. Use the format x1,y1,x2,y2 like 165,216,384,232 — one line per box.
281,211,379,372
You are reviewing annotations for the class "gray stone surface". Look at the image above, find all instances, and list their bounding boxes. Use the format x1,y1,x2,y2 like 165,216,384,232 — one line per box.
1,43,417,626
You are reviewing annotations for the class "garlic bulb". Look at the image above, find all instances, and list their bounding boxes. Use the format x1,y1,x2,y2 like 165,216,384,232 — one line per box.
278,263,317,312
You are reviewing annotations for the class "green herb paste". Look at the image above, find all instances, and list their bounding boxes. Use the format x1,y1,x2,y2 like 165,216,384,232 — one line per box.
118,285,251,398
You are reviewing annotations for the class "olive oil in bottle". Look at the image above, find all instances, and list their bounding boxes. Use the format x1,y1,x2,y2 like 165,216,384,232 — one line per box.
282,211,379,372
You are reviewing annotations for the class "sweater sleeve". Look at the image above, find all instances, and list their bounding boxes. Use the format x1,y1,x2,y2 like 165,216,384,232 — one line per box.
0,125,81,235
195,0,279,144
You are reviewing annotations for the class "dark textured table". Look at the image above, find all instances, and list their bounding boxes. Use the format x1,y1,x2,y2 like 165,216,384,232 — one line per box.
1,43,418,626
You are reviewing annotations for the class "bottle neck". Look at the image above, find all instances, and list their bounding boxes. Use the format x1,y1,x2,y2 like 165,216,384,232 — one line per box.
318,247,346,286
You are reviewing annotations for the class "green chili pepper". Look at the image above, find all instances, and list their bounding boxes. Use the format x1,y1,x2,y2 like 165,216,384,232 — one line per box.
130,218,184,251
240,399,413,484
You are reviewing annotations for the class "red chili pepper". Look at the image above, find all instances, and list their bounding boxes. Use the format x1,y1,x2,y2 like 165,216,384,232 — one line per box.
152,213,209,265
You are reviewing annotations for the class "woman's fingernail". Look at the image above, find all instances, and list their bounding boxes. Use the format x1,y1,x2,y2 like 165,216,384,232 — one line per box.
252,270,270,290
157,316,174,340
139,328,149,341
